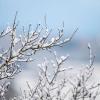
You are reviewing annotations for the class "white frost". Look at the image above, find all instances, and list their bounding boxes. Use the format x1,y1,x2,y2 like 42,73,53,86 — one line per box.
14,37,20,45
51,38,55,43
61,56,66,60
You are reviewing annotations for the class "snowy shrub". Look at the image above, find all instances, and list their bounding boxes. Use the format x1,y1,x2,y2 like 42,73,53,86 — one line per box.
0,13,99,100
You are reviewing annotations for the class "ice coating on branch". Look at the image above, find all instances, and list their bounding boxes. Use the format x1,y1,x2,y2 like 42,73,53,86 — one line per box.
64,38,70,42
57,59,62,64
6,72,12,77
0,82,10,98
59,29,63,36
61,56,66,60
88,43,91,49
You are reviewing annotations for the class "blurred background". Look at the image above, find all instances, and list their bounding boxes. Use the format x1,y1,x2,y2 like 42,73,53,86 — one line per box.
0,0,100,99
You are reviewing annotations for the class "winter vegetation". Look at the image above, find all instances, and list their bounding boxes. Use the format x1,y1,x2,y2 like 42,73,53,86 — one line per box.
0,13,100,100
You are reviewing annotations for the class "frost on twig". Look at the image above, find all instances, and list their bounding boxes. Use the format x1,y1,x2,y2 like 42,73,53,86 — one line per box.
0,82,10,100
11,52,70,100
9,38,100,100
11,44,100,100
68,43,100,100
0,13,78,99
0,14,78,81
0,13,100,100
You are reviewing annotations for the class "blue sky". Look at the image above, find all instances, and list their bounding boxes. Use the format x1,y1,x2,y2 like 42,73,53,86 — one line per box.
0,0,100,38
